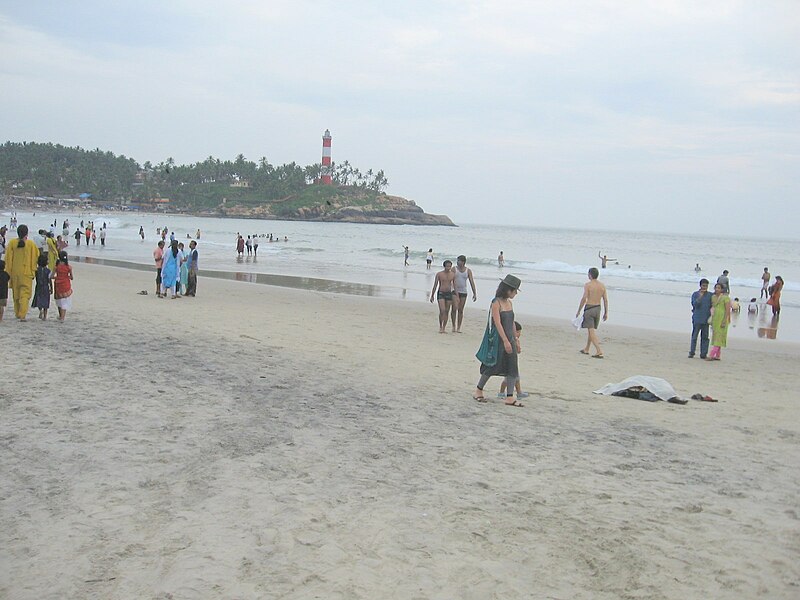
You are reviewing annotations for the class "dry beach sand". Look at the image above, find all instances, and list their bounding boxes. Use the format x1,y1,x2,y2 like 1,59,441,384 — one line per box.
1,263,799,599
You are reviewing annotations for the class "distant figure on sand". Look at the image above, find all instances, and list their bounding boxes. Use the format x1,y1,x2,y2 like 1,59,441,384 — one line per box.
451,255,477,333
186,240,198,297
52,251,73,321
4,225,39,321
761,267,771,299
0,259,8,321
498,251,504,267
598,252,616,269
473,274,523,407
31,254,52,320
767,276,784,317
716,270,730,294
139,226,145,240
498,321,529,401
430,260,456,333
426,249,434,270
161,240,180,299
153,240,165,297
689,278,712,359
46,233,58,272
577,267,609,358
707,283,731,360
178,242,188,296
403,246,409,267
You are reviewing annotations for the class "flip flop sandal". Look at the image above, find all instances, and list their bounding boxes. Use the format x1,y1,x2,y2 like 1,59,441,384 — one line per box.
504,400,524,407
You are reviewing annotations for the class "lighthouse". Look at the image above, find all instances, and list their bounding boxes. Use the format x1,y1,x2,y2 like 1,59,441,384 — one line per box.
321,129,332,185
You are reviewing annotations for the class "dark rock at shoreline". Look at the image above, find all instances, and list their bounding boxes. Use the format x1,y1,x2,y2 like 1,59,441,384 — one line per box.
222,193,456,226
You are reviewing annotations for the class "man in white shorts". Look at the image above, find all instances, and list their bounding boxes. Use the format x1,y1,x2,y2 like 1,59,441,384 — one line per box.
761,267,771,300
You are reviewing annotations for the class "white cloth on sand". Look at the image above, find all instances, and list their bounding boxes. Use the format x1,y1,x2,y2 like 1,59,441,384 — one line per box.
594,376,679,401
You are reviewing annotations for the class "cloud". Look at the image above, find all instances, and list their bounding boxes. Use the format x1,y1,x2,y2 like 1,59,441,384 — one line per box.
1,2,799,235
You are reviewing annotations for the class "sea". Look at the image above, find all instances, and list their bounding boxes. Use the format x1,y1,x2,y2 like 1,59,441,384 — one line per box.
6,210,799,344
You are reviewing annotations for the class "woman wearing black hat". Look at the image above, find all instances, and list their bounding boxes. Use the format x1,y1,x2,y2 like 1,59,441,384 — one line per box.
473,274,523,407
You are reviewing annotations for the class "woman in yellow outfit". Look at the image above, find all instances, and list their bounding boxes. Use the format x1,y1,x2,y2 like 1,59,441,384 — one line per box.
4,224,40,320
46,232,59,272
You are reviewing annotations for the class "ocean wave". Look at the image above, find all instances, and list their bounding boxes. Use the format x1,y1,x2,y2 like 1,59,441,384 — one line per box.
505,259,800,292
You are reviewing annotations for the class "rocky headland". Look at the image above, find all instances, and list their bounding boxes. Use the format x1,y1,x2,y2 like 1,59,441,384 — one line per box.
219,193,456,226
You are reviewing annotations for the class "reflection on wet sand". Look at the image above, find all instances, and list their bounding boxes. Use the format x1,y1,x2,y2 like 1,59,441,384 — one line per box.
73,255,410,299
757,314,780,340
731,304,782,341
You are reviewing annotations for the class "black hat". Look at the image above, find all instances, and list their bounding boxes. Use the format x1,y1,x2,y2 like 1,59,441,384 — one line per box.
500,274,521,290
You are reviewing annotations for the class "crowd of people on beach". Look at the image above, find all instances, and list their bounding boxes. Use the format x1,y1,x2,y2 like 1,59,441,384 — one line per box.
408,241,787,408
1,219,790,403
234,233,289,259
689,267,785,358
152,238,199,299
1,224,74,322
70,220,108,247
420,246,610,407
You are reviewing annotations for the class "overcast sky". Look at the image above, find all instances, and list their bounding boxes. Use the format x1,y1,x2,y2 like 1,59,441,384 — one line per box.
1,1,798,236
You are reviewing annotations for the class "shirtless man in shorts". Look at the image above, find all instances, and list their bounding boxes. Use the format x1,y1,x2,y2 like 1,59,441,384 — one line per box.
450,255,477,333
430,260,456,333
761,267,771,300
576,267,609,358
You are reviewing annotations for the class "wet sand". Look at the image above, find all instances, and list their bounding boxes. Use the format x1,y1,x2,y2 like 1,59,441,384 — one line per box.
1,262,798,599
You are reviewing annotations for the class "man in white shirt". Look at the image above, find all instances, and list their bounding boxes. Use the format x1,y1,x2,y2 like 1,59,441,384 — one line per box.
451,255,477,333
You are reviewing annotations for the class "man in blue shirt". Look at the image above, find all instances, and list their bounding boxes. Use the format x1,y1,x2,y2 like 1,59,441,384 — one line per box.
689,278,712,358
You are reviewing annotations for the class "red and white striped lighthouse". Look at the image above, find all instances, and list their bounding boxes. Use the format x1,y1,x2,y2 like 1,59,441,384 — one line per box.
321,129,332,185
